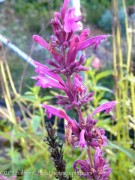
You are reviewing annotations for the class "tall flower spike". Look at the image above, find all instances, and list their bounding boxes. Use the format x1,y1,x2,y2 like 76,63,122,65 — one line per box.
32,0,116,178
73,149,112,180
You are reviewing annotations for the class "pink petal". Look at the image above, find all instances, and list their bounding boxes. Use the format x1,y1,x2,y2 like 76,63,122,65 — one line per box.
79,129,87,149
34,76,65,90
42,105,80,135
33,61,64,83
42,105,63,118
43,105,73,124
61,0,70,18
64,7,82,33
79,28,90,41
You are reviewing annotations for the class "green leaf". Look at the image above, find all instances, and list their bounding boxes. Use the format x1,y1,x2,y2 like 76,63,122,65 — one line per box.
50,90,60,96
42,96,53,101
97,120,117,136
88,70,95,78
32,116,41,132
95,70,113,82
15,132,28,139
21,95,36,102
24,91,33,95
85,56,94,67
96,91,105,102
108,141,135,160
94,85,113,93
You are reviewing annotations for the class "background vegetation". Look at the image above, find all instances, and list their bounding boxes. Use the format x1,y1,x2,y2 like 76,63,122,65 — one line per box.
0,0,135,179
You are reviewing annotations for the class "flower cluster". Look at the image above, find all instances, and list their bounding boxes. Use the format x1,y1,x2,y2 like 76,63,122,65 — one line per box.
32,0,115,179
73,149,112,180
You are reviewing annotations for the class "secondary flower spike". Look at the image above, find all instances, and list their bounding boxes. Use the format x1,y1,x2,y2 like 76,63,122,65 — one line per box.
73,149,112,179
32,0,116,179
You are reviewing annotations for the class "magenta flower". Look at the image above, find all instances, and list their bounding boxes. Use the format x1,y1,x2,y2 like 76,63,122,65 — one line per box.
73,159,91,179
78,34,111,50
73,149,111,180
42,104,80,136
42,101,115,150
64,7,82,33
32,61,67,90
33,35,63,64
33,35,49,51
86,127,107,149
73,74,87,96
33,61,63,82
93,149,112,180
92,101,116,117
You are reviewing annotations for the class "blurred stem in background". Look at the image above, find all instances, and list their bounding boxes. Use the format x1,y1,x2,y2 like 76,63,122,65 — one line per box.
112,0,135,179
112,0,134,142
0,44,50,177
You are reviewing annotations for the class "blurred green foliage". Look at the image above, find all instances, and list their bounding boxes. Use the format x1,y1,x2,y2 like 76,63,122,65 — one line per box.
82,0,135,31
0,83,81,179
13,0,61,33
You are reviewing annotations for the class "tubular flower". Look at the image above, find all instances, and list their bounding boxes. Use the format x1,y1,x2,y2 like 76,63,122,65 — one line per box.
73,74,87,96
42,104,80,136
92,101,116,117
79,129,87,149
78,34,111,50
32,61,67,91
64,7,82,33
33,35,49,51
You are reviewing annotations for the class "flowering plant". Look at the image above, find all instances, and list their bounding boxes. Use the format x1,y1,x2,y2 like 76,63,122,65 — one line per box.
32,0,116,179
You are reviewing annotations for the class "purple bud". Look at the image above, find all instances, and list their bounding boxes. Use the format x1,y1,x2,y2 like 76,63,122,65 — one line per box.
54,12,61,19
78,54,86,65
